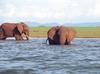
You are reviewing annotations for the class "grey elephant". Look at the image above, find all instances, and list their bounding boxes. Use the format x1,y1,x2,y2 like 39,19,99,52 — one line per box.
0,22,29,40
47,26,76,45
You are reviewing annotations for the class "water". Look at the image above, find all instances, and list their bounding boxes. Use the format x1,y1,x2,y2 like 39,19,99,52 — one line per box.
0,38,100,74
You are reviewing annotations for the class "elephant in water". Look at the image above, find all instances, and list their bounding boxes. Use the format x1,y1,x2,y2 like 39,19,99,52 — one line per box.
47,26,76,45
0,22,29,40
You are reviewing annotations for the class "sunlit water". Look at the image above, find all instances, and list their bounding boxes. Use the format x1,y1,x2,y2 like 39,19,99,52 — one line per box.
0,38,100,74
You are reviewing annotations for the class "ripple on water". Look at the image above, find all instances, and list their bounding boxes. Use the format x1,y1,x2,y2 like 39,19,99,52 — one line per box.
0,38,100,74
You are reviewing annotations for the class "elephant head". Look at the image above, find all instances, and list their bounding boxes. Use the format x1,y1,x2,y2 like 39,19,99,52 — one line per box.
16,22,29,40
47,26,60,45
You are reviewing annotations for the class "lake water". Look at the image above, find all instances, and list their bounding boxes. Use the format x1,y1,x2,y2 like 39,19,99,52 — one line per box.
0,38,100,74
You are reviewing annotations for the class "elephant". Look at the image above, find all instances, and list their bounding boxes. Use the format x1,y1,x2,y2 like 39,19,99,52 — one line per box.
0,22,29,40
47,26,76,45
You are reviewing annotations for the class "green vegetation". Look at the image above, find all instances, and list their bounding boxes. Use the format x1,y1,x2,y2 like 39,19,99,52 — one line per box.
75,27,100,38
29,26,50,37
29,26,100,38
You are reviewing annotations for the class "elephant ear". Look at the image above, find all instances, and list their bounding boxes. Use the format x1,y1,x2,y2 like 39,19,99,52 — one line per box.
16,24,23,34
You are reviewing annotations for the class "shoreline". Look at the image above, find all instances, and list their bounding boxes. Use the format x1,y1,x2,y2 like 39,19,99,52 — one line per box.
29,37,100,38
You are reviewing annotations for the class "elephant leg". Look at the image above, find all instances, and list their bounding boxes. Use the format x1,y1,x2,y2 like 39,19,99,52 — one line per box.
0,30,6,40
16,36,23,40
19,36,23,40
60,35,71,45
0,35,6,40
65,41,71,45
15,34,23,40
0,37,6,40
2,37,6,40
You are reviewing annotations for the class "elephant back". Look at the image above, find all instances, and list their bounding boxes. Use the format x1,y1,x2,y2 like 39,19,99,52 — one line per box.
1,23,16,37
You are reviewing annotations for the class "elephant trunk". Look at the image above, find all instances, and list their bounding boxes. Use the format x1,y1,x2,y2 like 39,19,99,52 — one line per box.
46,38,49,44
22,32,29,40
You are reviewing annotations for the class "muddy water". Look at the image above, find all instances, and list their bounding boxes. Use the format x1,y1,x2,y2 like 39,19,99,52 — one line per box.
0,38,100,74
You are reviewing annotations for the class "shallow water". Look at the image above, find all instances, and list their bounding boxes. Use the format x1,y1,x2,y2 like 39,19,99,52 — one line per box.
0,38,100,74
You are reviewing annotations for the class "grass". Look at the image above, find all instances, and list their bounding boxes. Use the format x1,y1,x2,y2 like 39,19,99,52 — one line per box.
29,26,50,37
75,27,100,38
29,26,100,38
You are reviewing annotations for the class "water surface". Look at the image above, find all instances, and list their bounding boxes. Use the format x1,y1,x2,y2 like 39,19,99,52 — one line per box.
0,38,100,74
